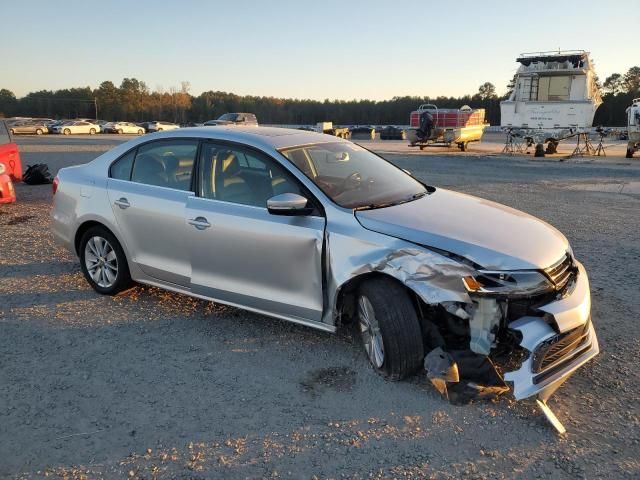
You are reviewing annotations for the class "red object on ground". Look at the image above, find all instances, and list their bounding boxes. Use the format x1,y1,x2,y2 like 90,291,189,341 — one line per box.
0,172,16,203
409,107,485,129
0,121,23,182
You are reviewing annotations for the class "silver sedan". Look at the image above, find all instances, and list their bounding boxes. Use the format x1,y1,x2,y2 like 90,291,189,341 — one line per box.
51,127,598,421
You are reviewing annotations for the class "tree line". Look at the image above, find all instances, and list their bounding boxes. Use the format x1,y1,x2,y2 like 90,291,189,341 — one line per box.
1,68,638,126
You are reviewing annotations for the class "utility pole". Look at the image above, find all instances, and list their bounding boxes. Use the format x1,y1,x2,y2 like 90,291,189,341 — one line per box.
94,98,98,120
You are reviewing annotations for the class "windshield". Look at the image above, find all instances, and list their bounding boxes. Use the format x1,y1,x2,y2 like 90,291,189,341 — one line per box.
218,113,239,122
280,142,427,209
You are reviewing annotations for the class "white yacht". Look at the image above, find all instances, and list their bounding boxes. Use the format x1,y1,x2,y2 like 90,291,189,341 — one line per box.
501,50,602,139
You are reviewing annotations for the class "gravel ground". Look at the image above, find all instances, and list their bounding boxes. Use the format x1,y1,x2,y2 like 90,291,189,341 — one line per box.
1,136,639,479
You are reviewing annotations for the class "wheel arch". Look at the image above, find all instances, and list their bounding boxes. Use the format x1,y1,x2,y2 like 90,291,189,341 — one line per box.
74,219,128,261
334,272,424,328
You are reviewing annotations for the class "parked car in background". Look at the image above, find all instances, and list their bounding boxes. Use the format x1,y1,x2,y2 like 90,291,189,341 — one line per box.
380,125,406,140
51,120,100,135
100,122,114,133
203,112,258,126
108,122,145,135
8,121,49,135
146,121,179,132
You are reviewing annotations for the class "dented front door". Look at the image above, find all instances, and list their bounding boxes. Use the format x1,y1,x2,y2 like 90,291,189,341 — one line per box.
185,197,325,322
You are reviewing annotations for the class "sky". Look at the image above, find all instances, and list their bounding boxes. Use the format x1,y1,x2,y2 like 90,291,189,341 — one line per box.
3,0,637,100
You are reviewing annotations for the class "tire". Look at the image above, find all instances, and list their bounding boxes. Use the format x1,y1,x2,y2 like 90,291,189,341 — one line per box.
63,128,71,135
117,129,123,134
534,143,545,157
89,128,96,135
357,278,424,380
157,128,163,132
36,128,43,135
458,142,467,152
545,141,558,154
627,148,634,158
137,129,143,135
79,225,132,295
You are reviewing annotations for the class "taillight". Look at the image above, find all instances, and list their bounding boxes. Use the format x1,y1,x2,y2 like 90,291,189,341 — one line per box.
52,176,59,195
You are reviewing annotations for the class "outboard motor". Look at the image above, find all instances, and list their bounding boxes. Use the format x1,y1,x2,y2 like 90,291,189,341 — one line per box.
417,111,434,140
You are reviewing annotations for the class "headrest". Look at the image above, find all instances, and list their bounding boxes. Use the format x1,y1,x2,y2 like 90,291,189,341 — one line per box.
136,154,165,174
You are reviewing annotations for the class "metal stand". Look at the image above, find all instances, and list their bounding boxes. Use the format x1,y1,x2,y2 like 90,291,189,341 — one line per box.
594,132,606,156
570,133,596,157
502,129,525,154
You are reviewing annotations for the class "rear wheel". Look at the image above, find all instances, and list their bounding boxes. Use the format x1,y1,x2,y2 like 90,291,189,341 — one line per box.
9,129,14,135
63,128,71,135
357,278,424,380
89,128,96,135
36,128,43,135
79,226,131,295
627,147,635,158
137,129,143,135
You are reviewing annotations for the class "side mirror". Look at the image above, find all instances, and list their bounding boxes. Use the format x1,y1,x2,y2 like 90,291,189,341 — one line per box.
267,193,313,216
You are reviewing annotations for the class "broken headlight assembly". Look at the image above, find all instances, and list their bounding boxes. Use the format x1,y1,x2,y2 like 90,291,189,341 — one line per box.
462,270,553,297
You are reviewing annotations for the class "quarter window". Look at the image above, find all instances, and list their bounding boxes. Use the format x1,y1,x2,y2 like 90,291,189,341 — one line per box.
110,149,135,180
130,140,198,190
199,143,303,207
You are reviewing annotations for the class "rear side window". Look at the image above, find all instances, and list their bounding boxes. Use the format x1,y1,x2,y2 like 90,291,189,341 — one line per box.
0,121,10,145
110,149,136,180
131,140,198,190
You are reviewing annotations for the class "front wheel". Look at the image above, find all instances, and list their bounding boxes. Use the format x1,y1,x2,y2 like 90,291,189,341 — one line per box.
357,278,424,380
36,128,43,135
627,148,634,158
117,129,123,134
137,129,143,135
89,128,96,135
9,129,14,135
79,226,132,295
63,128,71,135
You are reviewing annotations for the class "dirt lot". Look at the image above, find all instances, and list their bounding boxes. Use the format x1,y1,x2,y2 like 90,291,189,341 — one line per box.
1,135,639,479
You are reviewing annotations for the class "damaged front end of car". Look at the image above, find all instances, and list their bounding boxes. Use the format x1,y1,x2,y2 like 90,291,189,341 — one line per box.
420,253,599,433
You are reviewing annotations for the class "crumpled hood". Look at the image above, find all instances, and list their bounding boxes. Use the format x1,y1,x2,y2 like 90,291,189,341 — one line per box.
355,188,569,270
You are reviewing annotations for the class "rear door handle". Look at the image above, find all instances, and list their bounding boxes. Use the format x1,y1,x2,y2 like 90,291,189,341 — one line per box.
114,198,130,209
188,216,211,230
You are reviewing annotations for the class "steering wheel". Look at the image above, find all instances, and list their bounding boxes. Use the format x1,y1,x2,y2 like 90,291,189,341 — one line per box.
342,172,362,191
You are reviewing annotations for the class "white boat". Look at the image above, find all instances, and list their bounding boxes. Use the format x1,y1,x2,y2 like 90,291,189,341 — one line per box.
626,98,640,158
500,50,602,143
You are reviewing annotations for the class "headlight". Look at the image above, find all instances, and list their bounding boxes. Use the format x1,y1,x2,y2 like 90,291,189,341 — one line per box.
463,270,553,296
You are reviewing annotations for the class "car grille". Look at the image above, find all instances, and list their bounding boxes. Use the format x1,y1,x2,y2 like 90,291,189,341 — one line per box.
532,319,591,374
544,254,576,290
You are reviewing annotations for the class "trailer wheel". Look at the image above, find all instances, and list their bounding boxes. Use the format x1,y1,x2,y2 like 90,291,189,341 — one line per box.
545,140,558,154
458,142,468,152
627,148,634,158
534,143,545,157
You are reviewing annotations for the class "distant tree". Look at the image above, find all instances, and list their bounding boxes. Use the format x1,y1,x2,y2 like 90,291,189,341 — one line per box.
477,82,497,100
0,88,17,117
503,74,517,99
603,73,623,95
623,67,640,94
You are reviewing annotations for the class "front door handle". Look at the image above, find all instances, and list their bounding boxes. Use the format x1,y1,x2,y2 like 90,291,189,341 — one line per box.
188,216,211,230
114,198,130,209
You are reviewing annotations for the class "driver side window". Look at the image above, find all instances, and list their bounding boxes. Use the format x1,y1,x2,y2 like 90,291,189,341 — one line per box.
199,143,303,208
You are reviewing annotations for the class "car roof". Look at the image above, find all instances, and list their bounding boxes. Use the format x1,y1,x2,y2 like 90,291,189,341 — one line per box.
152,126,341,150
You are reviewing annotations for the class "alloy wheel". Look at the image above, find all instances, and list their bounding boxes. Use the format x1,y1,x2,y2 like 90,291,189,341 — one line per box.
358,295,384,368
84,236,118,288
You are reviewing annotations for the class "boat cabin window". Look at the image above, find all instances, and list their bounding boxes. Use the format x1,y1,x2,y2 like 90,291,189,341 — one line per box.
518,75,571,102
